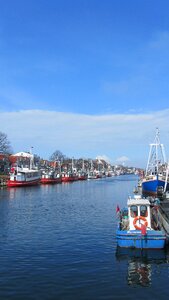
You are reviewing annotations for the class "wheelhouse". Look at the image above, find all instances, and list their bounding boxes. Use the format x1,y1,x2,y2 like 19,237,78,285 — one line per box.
127,196,151,230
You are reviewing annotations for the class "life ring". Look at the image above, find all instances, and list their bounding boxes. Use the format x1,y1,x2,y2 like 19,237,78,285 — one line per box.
133,216,148,230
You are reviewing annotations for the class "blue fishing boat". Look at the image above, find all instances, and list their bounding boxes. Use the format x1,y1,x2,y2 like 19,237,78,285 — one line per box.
142,128,169,195
116,195,166,249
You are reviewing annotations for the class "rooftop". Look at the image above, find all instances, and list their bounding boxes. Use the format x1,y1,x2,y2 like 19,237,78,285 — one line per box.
127,196,150,207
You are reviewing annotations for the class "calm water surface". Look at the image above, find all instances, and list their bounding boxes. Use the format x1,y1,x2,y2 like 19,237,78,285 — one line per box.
0,175,169,299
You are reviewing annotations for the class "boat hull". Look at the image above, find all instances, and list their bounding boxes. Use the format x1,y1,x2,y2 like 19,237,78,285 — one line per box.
142,178,169,194
41,177,62,184
116,246,166,260
78,175,88,180
7,179,40,187
62,176,78,182
116,229,166,249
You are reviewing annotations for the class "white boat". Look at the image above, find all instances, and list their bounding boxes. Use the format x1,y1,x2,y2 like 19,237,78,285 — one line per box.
87,171,97,179
7,151,41,187
87,160,97,179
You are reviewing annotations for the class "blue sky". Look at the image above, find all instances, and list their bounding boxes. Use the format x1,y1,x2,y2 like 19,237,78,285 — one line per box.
1,0,169,166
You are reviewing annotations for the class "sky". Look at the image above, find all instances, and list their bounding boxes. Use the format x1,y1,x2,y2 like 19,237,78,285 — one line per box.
1,0,169,167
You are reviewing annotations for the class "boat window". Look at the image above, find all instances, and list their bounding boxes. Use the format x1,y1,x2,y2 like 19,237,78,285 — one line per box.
140,205,148,217
130,205,138,217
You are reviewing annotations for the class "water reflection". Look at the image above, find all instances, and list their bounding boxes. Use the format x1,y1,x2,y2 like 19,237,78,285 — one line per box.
115,246,169,287
7,185,41,200
127,260,151,286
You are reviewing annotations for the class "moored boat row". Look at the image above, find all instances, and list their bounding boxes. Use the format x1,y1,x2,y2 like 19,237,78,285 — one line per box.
7,169,115,187
6,153,114,187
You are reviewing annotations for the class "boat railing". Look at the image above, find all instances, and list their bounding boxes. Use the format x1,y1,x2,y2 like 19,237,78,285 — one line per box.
145,176,154,180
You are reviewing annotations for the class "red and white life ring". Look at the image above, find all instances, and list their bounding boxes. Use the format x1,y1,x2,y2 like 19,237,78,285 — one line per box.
133,216,148,230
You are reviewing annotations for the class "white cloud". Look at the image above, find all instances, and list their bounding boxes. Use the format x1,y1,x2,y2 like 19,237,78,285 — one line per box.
1,109,169,167
116,156,130,163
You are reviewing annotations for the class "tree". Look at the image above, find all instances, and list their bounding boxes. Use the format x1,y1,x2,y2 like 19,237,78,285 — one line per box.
0,131,12,154
49,150,66,162
34,154,41,166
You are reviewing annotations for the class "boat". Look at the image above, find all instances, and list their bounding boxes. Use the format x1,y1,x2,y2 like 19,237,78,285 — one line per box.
138,179,142,188
116,245,167,261
78,160,88,180
133,186,139,194
87,171,97,179
96,171,102,179
142,128,169,195
87,160,97,179
78,171,88,180
116,195,166,249
61,158,79,182
7,151,41,187
41,170,62,184
96,159,103,178
61,171,78,182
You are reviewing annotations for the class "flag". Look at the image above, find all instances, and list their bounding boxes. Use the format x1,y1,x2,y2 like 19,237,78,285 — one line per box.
116,205,120,213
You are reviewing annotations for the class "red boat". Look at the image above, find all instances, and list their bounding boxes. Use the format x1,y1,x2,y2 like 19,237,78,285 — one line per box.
41,170,62,184
7,167,41,187
41,177,62,184
62,172,78,182
78,172,88,180
7,150,41,187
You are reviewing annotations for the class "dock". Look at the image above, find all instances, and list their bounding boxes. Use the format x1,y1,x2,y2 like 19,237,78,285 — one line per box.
0,175,8,188
155,199,169,242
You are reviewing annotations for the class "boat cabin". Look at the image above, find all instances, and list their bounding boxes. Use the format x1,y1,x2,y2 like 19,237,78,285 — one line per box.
9,166,40,182
120,195,151,231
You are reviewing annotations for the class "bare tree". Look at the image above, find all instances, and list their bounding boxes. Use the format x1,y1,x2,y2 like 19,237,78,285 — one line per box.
49,150,66,162
0,131,12,154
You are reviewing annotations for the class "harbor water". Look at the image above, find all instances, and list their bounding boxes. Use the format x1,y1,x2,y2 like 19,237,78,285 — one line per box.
0,175,169,300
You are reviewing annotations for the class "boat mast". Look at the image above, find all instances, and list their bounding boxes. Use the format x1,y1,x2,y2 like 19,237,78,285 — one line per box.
57,158,61,174
72,157,74,172
91,159,93,171
30,146,34,170
82,159,85,171
145,128,166,176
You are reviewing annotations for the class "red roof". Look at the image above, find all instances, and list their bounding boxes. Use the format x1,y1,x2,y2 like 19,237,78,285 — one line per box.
8,155,17,163
0,154,9,161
